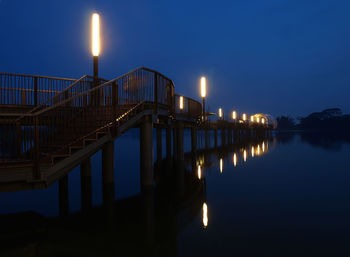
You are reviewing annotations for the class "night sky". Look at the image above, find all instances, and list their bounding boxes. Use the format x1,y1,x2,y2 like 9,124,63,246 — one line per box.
1,0,349,117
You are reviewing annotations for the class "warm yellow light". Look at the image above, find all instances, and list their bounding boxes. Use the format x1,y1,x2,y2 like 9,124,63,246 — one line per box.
242,113,247,121
232,111,237,120
179,96,184,110
203,202,208,228
250,116,254,122
262,142,265,152
220,158,223,173
257,117,260,123
197,165,201,179
218,108,223,118
257,145,260,155
233,153,237,167
251,146,255,157
91,13,100,56
243,150,247,162
261,118,265,124
200,76,206,98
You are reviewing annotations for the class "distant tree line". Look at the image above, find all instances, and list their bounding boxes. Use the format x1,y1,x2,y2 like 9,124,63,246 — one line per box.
276,108,350,131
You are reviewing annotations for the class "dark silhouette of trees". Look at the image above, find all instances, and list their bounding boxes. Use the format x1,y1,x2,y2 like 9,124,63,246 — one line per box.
276,116,295,130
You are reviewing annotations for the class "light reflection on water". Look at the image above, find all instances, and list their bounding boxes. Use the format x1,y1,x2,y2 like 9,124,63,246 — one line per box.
2,131,350,256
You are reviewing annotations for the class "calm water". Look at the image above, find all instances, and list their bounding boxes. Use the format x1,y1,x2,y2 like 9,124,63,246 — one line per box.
1,131,350,256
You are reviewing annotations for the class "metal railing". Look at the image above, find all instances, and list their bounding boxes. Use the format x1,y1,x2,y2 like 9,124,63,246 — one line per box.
0,73,77,107
0,67,181,171
174,94,202,120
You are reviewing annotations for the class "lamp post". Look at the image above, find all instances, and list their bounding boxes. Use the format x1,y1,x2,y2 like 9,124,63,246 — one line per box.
91,13,100,106
179,96,184,112
232,111,237,123
200,76,206,122
92,13,100,83
242,113,247,122
218,108,223,120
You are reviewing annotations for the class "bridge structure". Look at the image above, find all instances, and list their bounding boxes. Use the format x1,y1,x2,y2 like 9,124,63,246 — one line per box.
0,67,272,215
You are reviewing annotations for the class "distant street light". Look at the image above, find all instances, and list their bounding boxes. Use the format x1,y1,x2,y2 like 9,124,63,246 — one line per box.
218,108,223,120
250,116,254,122
200,77,206,121
232,111,237,121
179,96,184,111
242,113,247,122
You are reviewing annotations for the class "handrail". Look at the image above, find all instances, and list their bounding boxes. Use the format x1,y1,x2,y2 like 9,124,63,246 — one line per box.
0,72,76,81
17,75,91,117
0,73,79,107
174,94,202,119
34,67,174,115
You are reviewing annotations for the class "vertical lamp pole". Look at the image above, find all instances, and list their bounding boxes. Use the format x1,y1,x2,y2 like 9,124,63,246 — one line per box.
179,96,184,113
201,76,206,122
232,111,237,123
92,13,100,105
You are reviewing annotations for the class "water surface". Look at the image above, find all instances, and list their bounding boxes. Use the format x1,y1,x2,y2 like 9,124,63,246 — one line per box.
1,131,350,256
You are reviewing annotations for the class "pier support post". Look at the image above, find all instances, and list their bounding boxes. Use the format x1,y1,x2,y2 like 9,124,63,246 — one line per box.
221,128,226,147
166,126,172,168
191,127,197,154
102,141,115,220
140,115,154,189
228,128,232,145
191,127,197,176
173,127,177,162
205,128,209,149
176,122,185,197
156,127,162,167
214,129,218,148
80,157,92,213
59,175,69,218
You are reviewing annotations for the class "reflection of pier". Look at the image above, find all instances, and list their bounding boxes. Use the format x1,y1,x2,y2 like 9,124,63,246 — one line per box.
0,164,206,257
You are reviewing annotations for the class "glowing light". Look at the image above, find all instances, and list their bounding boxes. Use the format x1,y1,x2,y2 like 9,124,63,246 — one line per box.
179,96,184,110
200,77,206,98
243,150,247,162
220,158,223,173
91,13,100,57
232,111,237,120
257,117,260,123
250,116,254,122
218,108,223,118
251,146,255,157
197,165,201,179
257,145,260,155
262,142,265,152
233,153,237,167
242,113,247,121
261,118,265,124
203,202,208,228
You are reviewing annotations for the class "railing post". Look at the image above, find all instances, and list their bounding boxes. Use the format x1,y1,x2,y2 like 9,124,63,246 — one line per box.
112,82,118,136
154,73,158,114
15,121,21,158
112,82,118,112
33,115,40,179
34,76,38,106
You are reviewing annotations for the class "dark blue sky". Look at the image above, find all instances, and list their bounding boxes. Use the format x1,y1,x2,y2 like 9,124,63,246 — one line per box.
1,0,349,117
